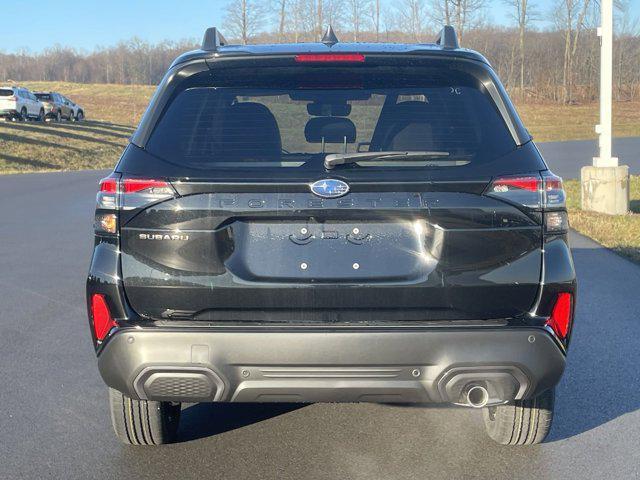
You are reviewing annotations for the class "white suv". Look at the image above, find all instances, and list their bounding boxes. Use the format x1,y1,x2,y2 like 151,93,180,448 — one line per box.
0,86,45,121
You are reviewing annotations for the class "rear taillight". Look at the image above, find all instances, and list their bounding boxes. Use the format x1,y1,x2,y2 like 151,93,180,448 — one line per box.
486,174,541,208
99,178,117,193
90,294,116,341
542,172,566,208
122,178,173,195
94,176,175,234
545,292,573,340
486,172,568,233
95,176,119,233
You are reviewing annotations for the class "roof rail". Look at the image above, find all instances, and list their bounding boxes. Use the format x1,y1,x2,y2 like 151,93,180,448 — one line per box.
435,25,459,49
202,27,227,52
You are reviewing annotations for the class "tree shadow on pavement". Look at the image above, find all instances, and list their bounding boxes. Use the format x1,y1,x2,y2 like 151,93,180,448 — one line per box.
1,122,125,148
178,402,306,442
0,152,60,170
548,244,640,441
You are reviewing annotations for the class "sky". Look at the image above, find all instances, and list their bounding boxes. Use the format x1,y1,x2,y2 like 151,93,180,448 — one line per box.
0,0,638,54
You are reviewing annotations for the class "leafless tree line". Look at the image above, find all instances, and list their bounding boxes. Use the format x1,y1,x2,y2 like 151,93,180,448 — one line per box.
1,0,638,103
0,39,195,86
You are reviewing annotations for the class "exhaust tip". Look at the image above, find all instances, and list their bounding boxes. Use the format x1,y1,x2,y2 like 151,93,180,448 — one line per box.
466,385,489,408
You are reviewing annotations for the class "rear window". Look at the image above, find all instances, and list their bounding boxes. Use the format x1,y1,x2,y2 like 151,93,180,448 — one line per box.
35,93,52,101
0,89,14,97
146,68,515,173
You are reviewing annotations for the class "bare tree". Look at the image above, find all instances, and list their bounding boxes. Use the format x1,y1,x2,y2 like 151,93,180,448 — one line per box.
273,0,288,41
504,0,536,98
614,0,640,99
430,0,487,43
325,0,346,30
554,0,591,103
1,3,639,103
394,0,429,42
224,0,266,44
347,0,371,41
288,0,319,41
369,0,382,41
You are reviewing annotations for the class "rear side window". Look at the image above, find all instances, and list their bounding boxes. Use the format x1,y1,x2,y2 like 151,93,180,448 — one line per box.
0,89,14,97
36,93,52,101
146,69,516,174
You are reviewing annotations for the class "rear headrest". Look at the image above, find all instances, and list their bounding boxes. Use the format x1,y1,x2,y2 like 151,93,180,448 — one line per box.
372,101,440,151
384,101,436,121
304,117,356,143
220,102,281,160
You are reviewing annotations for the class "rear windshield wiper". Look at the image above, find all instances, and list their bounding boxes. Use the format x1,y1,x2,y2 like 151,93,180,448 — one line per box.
324,151,451,169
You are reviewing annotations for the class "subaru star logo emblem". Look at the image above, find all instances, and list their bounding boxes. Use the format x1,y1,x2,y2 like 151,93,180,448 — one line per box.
310,179,350,198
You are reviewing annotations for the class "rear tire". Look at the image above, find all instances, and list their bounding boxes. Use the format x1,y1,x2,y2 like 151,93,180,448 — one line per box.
482,388,554,445
55,111,61,122
108,388,181,445
38,109,45,122
76,110,84,121
20,107,28,121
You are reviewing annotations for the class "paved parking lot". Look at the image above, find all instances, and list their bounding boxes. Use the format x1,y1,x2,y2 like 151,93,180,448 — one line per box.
537,136,639,179
0,170,638,479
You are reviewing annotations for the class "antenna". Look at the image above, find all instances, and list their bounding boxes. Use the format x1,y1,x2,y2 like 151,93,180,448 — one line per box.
202,27,227,52
435,25,459,49
321,25,339,47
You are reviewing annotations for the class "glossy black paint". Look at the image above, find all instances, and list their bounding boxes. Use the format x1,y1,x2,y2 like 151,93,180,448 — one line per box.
119,186,544,322
87,40,576,363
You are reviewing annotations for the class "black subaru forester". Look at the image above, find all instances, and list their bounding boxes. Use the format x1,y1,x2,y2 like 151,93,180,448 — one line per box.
87,26,576,446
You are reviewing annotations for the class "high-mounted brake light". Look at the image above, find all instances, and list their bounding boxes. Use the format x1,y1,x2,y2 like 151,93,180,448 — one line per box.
90,294,116,342
545,292,573,340
295,53,365,63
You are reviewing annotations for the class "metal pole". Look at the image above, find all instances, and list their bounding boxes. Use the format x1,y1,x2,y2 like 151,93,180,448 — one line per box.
594,0,618,167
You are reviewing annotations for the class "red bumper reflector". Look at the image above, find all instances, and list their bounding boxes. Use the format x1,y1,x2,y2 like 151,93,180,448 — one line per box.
91,294,116,341
295,53,365,63
546,293,573,340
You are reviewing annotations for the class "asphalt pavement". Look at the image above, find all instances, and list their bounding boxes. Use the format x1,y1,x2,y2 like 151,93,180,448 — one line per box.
0,169,639,480
537,136,639,179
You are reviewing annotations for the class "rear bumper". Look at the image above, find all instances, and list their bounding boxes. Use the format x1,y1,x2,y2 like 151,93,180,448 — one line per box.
98,326,565,405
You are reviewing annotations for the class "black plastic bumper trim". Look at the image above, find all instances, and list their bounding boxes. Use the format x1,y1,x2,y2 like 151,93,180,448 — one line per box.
98,326,565,404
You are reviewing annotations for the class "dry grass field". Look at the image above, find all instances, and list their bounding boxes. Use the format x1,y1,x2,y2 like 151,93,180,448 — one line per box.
564,176,640,264
0,81,153,174
517,101,640,142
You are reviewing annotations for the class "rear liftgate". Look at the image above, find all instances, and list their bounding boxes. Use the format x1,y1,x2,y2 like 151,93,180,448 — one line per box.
89,172,569,404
